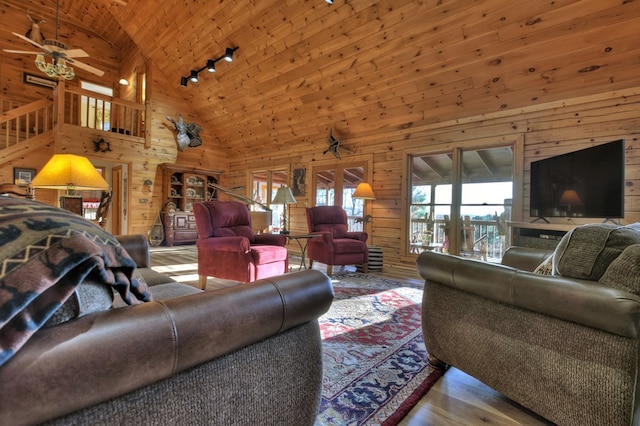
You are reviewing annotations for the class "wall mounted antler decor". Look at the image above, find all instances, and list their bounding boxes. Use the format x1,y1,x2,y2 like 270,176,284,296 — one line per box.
166,115,203,151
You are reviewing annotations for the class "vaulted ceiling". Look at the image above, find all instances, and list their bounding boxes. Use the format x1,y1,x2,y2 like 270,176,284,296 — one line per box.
3,0,640,158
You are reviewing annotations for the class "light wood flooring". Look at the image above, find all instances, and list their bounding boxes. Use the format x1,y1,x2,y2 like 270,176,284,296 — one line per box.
150,245,552,426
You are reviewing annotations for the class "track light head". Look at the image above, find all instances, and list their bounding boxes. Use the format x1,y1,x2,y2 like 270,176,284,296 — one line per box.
325,0,333,3
207,59,216,72
189,70,199,83
180,76,189,87
224,47,234,62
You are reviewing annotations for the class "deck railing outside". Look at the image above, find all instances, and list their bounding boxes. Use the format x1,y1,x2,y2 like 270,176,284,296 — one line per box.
410,217,508,262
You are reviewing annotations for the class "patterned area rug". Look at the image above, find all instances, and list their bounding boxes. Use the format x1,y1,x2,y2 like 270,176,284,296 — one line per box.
316,273,445,426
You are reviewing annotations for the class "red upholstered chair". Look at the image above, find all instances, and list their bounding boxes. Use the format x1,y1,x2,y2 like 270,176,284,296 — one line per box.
305,206,368,275
193,201,288,288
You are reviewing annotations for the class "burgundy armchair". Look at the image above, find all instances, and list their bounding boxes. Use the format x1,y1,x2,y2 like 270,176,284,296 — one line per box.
193,201,288,287
305,206,368,275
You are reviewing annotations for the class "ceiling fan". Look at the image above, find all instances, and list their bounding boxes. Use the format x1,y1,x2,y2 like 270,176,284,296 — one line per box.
2,1,104,79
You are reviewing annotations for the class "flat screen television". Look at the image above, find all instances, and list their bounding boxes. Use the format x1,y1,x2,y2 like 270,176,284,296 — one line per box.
529,139,625,220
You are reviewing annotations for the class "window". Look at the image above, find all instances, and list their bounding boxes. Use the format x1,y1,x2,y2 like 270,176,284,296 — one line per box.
312,163,369,232
80,81,113,131
250,169,288,232
408,145,514,261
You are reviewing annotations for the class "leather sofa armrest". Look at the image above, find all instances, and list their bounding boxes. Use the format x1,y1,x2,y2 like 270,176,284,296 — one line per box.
0,270,333,426
501,246,554,272
254,233,287,246
417,251,640,339
116,234,151,268
196,236,251,252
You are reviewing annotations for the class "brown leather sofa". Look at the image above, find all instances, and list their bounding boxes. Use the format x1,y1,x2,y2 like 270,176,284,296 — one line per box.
417,245,640,426
0,235,334,426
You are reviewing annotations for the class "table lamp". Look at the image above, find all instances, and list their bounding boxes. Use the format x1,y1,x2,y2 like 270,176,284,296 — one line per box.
272,186,297,234
353,182,376,224
30,154,110,215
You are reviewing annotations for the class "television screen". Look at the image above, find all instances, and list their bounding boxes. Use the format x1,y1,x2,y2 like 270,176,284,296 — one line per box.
530,139,625,219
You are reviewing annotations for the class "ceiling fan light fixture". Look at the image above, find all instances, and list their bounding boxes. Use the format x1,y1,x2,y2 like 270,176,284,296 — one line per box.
207,59,216,72
189,70,199,83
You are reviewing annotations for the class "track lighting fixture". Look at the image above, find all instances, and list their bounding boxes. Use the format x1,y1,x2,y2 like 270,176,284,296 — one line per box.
224,47,234,62
179,46,239,87
325,0,333,3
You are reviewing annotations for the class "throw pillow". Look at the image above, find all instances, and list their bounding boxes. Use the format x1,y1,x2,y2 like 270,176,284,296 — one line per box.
599,244,640,295
553,223,640,280
533,255,554,275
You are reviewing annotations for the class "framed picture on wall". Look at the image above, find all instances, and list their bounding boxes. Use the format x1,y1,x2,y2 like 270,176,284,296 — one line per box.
13,168,36,186
292,168,306,196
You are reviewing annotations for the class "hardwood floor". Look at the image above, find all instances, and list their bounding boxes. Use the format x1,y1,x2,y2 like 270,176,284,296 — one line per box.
149,245,552,426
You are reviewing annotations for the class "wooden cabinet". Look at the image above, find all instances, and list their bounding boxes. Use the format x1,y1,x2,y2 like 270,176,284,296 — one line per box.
160,164,223,246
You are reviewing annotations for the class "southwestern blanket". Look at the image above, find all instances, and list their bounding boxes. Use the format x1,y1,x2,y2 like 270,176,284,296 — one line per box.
0,198,152,367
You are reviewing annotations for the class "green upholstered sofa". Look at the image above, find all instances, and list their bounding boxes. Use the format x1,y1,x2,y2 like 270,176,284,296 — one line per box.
0,203,334,426
417,223,640,426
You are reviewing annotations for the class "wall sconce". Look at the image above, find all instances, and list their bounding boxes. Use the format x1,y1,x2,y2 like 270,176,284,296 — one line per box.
180,46,239,87
143,179,153,187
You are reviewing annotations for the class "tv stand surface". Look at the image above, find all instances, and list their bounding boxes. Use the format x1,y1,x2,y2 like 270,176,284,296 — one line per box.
508,221,576,232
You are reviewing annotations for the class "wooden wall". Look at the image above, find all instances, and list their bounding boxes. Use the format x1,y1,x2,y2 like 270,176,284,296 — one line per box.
0,5,230,236
227,87,640,271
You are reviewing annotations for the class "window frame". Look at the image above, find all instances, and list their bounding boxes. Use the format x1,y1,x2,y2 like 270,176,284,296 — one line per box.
401,135,524,260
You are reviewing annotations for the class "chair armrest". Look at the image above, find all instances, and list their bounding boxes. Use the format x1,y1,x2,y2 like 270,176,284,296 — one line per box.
196,236,251,253
344,231,368,242
310,231,333,243
417,251,640,338
116,235,151,268
0,270,334,426
254,233,287,246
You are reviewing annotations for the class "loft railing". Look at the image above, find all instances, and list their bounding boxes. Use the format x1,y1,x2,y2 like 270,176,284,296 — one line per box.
1,82,150,153
57,82,146,139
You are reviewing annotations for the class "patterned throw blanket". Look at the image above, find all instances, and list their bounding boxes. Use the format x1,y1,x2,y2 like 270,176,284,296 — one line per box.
0,198,152,367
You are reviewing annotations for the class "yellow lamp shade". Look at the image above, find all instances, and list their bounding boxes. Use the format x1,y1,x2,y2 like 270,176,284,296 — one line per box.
30,154,109,191
353,182,376,200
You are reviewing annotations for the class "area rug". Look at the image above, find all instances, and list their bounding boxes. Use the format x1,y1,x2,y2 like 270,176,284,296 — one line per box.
316,272,445,426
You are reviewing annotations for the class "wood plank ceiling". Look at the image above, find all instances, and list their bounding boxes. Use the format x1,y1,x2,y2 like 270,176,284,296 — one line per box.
4,0,640,159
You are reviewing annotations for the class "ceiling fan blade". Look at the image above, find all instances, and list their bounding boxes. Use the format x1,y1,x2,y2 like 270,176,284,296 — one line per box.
12,32,47,51
2,49,41,55
68,58,105,76
63,49,89,58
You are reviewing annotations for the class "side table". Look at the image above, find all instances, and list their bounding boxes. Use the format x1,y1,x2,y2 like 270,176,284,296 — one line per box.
286,234,320,270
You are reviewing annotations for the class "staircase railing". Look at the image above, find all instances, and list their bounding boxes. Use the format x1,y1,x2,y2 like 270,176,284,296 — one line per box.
0,99,54,149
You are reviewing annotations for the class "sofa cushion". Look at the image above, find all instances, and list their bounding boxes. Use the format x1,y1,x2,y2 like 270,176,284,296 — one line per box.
553,223,640,280
599,244,640,295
